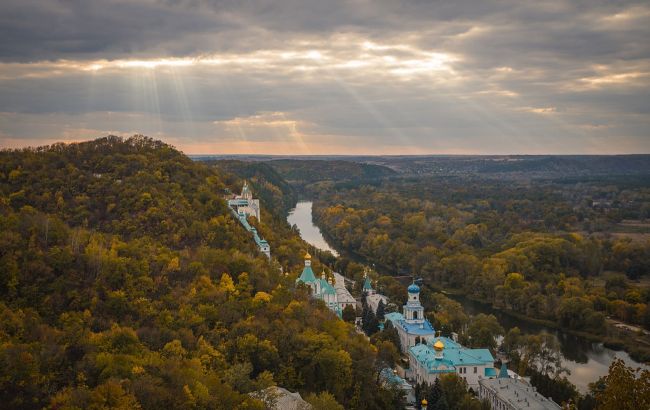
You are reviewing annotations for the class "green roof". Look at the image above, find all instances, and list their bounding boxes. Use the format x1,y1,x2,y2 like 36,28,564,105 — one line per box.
409,338,495,373
363,276,372,290
297,265,317,284
498,362,509,378
321,278,336,295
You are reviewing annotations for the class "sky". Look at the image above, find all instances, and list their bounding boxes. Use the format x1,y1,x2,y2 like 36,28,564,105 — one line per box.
0,0,649,155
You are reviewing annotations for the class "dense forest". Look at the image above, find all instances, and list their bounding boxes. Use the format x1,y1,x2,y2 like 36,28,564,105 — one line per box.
340,155,650,177
310,176,650,362
0,136,404,409
267,159,397,190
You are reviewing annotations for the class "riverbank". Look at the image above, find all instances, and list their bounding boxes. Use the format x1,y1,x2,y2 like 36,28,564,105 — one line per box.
292,200,650,392
316,214,650,364
428,285,650,363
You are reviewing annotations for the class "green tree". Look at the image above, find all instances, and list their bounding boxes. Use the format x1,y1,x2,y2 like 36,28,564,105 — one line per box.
465,314,504,350
306,391,345,410
376,300,386,321
342,304,356,323
595,359,650,410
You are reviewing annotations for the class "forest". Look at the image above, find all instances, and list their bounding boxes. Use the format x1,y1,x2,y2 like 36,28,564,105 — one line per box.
2,138,649,409
0,136,405,409
309,175,650,364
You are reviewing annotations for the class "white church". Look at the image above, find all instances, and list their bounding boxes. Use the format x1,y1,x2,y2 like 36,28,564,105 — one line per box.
384,283,497,389
384,282,437,353
227,181,270,258
228,181,261,221
295,253,356,317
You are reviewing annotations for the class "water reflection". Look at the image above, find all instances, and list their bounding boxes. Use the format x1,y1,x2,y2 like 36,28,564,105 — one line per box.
448,293,648,392
287,201,339,256
286,201,649,393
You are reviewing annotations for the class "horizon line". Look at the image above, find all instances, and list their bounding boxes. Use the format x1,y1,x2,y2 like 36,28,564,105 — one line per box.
186,152,650,157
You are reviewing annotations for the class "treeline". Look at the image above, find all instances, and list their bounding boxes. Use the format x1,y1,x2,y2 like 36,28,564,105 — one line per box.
415,375,490,410
267,159,397,189
0,136,403,409
310,177,650,360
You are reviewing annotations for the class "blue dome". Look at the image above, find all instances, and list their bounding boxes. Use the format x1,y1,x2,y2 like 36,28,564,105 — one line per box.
408,283,420,293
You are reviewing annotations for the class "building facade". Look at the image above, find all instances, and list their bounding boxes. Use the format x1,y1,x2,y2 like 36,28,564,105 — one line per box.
227,181,270,258
478,369,561,410
228,181,261,221
332,272,357,312
384,283,437,353
408,337,496,388
363,273,389,315
295,253,342,317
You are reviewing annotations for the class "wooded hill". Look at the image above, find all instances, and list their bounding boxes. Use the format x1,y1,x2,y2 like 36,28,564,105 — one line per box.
0,136,403,409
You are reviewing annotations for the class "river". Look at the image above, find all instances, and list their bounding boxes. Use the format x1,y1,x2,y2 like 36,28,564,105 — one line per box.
287,200,648,393
287,201,339,256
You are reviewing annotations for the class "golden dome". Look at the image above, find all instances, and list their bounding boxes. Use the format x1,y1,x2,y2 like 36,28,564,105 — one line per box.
422,399,428,405
433,340,445,351
304,252,312,259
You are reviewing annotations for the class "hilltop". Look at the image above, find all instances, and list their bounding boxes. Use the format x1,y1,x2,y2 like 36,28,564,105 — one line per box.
0,136,402,409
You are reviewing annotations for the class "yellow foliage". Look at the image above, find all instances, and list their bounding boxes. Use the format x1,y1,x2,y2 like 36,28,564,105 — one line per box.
166,256,180,272
253,291,272,303
219,273,236,293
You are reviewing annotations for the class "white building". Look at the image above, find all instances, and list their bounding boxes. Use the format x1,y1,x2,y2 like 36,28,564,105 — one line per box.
332,272,357,312
380,368,416,405
227,181,270,258
229,181,261,221
408,337,496,389
478,367,561,410
363,273,389,315
296,253,341,317
384,283,437,353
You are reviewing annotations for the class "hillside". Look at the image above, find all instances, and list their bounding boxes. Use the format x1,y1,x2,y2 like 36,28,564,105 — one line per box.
208,160,298,215
0,136,401,409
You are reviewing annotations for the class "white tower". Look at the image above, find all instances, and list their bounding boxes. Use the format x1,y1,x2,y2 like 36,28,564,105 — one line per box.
403,282,424,324
241,181,253,200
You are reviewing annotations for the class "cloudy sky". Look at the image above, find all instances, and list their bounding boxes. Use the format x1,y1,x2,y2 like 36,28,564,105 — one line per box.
0,0,648,154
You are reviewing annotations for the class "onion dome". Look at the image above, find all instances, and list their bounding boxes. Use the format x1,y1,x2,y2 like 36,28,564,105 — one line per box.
304,252,312,260
433,340,445,351
422,399,428,406
407,283,420,293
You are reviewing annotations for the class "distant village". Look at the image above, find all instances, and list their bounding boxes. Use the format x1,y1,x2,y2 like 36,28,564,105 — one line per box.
229,182,562,410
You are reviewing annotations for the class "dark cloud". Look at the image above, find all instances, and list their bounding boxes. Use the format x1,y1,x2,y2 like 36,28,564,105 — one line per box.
0,0,648,153
0,0,646,62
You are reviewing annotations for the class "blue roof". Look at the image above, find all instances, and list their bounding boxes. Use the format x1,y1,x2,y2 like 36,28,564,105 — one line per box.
228,203,270,256
410,344,456,374
297,265,317,283
320,278,336,295
384,312,404,323
485,367,498,377
401,320,436,335
430,336,462,350
498,362,509,378
363,276,373,291
238,215,252,231
380,368,412,390
409,337,495,373
407,283,420,293
385,312,436,336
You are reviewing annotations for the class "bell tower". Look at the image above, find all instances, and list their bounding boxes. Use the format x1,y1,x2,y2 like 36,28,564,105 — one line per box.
403,281,424,324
